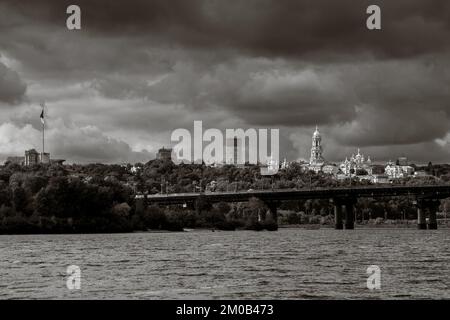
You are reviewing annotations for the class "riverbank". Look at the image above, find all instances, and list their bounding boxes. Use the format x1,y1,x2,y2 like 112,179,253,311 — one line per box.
279,222,450,229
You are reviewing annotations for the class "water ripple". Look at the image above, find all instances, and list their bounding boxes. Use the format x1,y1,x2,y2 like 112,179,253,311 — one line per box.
0,228,449,299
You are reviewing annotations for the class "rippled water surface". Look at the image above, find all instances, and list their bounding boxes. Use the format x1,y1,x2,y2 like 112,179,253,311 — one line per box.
0,228,449,299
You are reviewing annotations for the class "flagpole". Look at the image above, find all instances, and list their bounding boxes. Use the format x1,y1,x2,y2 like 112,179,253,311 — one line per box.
40,102,45,158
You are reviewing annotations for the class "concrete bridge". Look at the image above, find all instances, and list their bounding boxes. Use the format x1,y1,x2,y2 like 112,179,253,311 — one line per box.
137,184,450,230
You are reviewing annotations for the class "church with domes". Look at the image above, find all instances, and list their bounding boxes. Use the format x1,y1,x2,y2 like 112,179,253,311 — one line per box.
340,149,373,176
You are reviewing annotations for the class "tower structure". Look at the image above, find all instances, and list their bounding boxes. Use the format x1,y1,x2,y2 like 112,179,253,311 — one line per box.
305,125,325,173
309,125,324,166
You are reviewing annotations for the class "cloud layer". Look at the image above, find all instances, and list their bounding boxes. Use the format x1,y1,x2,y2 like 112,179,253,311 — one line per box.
0,61,26,104
0,0,449,163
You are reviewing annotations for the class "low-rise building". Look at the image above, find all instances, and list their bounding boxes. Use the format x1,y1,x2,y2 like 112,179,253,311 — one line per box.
157,147,172,161
40,152,50,164
281,158,289,169
385,161,415,179
24,149,51,166
25,149,40,166
50,159,65,165
322,164,339,175
371,174,390,184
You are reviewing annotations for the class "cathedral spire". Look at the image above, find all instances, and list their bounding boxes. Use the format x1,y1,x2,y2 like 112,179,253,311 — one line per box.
310,125,324,166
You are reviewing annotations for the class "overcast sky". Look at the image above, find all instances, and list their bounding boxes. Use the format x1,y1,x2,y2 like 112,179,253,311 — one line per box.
0,0,449,164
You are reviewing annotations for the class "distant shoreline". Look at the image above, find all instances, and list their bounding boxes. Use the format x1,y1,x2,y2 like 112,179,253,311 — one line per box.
279,223,450,229
1,223,449,236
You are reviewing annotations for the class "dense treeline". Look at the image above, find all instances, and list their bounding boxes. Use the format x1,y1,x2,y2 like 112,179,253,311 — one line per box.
0,164,134,234
0,159,449,234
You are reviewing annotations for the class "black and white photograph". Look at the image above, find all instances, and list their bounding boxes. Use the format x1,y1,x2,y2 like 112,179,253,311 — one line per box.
0,0,449,309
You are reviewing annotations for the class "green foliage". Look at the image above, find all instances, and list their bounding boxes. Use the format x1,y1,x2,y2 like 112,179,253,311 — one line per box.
1,159,449,234
0,163,135,233
142,205,166,229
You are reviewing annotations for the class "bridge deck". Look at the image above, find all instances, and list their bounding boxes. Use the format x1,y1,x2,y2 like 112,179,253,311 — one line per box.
139,184,450,205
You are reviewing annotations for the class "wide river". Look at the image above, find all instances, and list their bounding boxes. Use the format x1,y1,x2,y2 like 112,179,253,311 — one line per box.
0,228,448,299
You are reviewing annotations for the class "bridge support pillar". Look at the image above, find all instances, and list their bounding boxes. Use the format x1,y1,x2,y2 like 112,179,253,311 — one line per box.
428,201,439,230
335,205,343,230
344,198,357,230
262,201,279,231
266,201,278,222
417,207,426,229
416,198,440,230
135,197,145,215
331,199,344,230
428,210,438,230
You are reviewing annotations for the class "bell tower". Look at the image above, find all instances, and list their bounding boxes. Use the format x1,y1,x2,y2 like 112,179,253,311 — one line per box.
310,125,324,165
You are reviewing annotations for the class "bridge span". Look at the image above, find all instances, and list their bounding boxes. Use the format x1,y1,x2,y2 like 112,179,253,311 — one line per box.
137,184,450,230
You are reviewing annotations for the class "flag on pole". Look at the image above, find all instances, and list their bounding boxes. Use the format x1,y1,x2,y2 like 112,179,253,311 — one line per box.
40,109,44,124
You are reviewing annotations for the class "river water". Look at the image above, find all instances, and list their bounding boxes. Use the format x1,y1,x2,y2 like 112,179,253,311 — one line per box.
0,228,448,299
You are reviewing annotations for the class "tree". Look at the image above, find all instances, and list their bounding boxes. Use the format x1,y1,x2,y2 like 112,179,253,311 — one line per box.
195,195,212,215
356,169,368,176
287,212,301,224
142,205,166,229
0,181,11,207
111,203,131,218
12,186,28,214
216,202,231,215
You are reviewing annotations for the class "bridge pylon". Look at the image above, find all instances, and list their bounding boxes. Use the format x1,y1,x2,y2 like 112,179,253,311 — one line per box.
414,197,440,230
264,200,280,224
331,197,357,230
331,198,344,229
344,198,357,230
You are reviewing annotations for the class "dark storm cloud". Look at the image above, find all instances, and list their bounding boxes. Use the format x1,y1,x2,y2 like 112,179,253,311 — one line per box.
2,0,449,58
1,0,450,162
0,61,26,104
119,56,450,147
